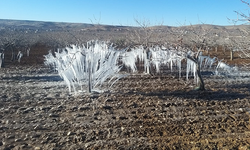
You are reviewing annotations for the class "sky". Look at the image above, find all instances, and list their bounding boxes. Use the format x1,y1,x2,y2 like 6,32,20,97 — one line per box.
0,0,249,26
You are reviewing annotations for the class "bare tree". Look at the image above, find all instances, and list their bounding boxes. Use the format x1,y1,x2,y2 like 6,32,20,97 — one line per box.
126,18,166,47
187,51,205,91
0,27,34,67
230,0,250,24
124,18,168,74
171,24,216,91
227,0,250,61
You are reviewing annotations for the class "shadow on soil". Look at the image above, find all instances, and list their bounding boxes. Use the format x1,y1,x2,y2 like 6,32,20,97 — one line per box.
1,75,63,82
165,90,247,101
137,87,249,101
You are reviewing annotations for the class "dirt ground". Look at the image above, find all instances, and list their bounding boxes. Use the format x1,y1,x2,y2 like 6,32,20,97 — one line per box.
0,65,250,150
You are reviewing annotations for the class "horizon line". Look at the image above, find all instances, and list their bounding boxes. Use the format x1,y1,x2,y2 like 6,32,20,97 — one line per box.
0,18,246,28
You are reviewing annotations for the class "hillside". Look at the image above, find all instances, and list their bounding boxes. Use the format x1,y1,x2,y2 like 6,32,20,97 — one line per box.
0,19,250,66
0,19,249,44
0,19,131,31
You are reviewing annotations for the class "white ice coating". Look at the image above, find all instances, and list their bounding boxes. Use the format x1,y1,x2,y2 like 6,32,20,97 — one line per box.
150,46,185,76
44,41,126,93
121,46,218,83
213,60,250,83
17,51,23,63
186,58,197,81
186,52,218,82
214,61,247,77
215,61,232,75
121,46,145,73
45,40,237,94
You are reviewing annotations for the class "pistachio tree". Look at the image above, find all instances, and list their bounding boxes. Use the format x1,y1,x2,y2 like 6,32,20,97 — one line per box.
44,40,127,93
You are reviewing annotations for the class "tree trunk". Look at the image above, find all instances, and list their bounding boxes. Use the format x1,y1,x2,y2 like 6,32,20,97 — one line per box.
27,48,30,57
88,61,92,93
0,53,4,68
144,48,151,74
11,48,15,61
230,50,234,61
196,61,205,91
187,52,205,91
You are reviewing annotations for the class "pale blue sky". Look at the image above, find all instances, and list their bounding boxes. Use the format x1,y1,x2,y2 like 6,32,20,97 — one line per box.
0,0,248,26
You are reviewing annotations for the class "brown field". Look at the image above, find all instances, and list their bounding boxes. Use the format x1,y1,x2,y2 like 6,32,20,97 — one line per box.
0,46,250,150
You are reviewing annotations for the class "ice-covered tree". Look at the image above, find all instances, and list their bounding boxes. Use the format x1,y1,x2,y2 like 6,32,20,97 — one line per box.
124,18,167,74
44,40,127,94
0,27,32,66
122,45,218,91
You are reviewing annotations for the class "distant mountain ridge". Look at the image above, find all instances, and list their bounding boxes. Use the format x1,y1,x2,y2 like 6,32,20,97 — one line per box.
0,18,247,28
0,19,96,30
0,19,133,31
1,18,250,48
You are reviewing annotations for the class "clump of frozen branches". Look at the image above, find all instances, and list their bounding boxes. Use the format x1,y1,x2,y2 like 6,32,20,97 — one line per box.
121,46,148,73
215,60,250,78
44,40,127,94
44,39,225,93
122,45,217,80
17,51,23,63
150,46,186,76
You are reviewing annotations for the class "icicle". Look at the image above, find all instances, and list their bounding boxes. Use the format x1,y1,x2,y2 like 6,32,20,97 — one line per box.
44,40,126,94
186,58,197,82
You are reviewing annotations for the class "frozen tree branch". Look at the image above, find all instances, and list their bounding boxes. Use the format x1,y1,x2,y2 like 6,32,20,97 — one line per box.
44,40,128,94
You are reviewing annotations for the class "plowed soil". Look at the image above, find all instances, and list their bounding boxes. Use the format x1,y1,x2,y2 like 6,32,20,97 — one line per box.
0,66,250,150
